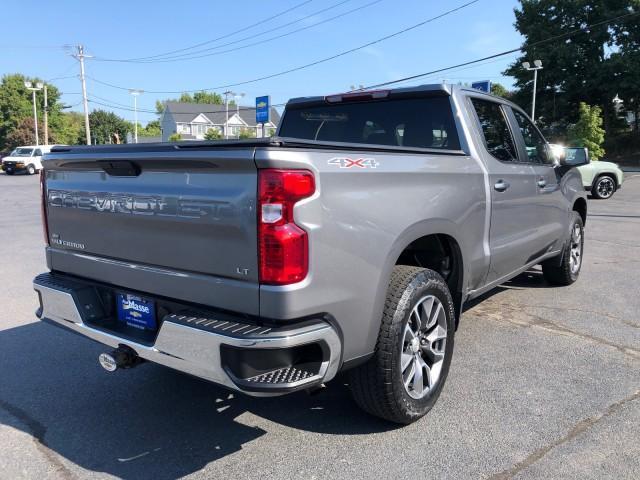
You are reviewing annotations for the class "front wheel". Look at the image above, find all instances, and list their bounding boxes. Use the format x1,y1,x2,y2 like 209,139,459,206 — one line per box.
591,175,616,199
542,212,584,285
349,266,455,424
26,164,36,175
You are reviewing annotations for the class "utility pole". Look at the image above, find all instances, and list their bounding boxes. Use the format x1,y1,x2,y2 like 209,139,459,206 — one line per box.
73,45,93,144
223,90,233,139
24,81,43,145
43,85,49,145
129,89,143,143
522,60,543,123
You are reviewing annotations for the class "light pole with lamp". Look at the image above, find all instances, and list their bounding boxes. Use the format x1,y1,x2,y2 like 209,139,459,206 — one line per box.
24,81,44,145
234,92,245,137
223,90,235,139
522,60,543,123
129,89,143,143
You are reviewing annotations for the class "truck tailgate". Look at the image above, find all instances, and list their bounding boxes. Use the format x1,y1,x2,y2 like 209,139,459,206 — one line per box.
43,148,259,313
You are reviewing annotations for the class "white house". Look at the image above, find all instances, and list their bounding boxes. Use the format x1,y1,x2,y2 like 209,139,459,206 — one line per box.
160,101,280,141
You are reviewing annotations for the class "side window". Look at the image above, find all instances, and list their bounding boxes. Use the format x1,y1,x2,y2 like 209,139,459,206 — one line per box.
34,149,43,156
470,99,517,162
512,110,553,164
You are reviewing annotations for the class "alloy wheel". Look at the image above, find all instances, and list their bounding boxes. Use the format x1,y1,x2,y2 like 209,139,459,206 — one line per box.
401,295,447,399
569,223,583,274
596,177,615,198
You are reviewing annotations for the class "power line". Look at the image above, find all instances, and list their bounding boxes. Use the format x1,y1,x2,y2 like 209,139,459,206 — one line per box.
103,0,314,62
95,0,378,63
86,0,482,94
88,98,156,114
357,9,640,91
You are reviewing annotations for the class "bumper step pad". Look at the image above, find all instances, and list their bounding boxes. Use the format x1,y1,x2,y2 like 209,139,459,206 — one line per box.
246,366,315,385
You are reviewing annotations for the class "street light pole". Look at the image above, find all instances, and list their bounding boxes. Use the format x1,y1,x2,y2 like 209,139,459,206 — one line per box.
129,89,143,143
522,60,543,123
24,81,44,145
43,85,49,145
223,90,233,139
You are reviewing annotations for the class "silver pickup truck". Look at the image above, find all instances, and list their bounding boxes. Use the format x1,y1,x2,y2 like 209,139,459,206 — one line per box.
34,84,588,424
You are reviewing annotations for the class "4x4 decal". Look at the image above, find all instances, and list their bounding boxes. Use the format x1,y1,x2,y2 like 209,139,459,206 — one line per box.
328,157,379,169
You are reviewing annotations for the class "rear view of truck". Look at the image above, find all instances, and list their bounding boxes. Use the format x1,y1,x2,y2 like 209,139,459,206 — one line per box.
34,142,341,394
35,84,490,424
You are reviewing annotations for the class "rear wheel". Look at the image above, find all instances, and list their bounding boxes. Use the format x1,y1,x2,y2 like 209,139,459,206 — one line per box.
591,175,616,199
349,266,455,424
542,212,584,286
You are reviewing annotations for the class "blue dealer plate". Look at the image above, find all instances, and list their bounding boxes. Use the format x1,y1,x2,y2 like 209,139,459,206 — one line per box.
116,294,157,331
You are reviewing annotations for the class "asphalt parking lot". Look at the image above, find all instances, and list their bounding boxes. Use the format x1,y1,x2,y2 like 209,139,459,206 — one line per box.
1,171,639,480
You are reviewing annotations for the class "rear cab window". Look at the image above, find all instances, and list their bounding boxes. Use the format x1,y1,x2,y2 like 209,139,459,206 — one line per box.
279,95,461,150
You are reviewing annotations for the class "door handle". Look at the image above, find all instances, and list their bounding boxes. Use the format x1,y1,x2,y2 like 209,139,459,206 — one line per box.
494,180,510,192
537,177,547,188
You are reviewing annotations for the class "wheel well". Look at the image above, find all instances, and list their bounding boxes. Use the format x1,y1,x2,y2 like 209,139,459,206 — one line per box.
573,197,587,225
595,172,617,188
395,234,464,326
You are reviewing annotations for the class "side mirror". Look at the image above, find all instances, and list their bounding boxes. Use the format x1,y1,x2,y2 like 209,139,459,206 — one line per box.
561,147,590,167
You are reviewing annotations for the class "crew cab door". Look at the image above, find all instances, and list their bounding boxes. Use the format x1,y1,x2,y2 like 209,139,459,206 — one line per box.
467,97,539,285
509,108,567,255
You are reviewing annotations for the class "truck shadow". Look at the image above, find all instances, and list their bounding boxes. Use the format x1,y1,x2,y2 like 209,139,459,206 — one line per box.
0,321,393,480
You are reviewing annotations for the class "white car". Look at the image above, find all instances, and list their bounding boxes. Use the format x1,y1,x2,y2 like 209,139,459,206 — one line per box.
1,145,57,175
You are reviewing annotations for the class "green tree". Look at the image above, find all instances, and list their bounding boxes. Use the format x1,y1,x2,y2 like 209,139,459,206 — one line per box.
204,128,222,140
504,0,639,134
238,128,255,139
139,120,161,137
168,133,182,142
54,111,84,145
88,110,130,144
0,73,63,148
157,91,228,115
5,118,48,148
568,103,606,160
491,82,512,99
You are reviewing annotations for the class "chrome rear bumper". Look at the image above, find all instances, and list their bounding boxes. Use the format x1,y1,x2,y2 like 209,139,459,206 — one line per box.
33,273,342,396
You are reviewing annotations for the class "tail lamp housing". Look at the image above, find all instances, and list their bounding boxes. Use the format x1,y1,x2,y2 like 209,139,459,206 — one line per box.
40,169,50,245
258,169,315,285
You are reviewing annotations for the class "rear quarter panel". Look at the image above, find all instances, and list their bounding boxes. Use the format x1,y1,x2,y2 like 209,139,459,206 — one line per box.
255,147,487,362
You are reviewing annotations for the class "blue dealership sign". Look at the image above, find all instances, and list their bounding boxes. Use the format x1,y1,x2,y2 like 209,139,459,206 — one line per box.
471,80,492,93
256,95,270,124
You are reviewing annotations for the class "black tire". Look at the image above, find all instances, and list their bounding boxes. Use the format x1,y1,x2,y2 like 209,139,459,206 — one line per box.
26,164,36,175
591,174,616,199
349,266,456,424
542,212,584,286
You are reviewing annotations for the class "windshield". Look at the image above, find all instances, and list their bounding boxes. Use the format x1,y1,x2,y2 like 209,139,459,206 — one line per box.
279,96,461,150
11,148,34,157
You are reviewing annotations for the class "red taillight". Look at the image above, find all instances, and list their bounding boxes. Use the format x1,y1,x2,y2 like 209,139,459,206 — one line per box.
40,169,50,245
258,169,315,285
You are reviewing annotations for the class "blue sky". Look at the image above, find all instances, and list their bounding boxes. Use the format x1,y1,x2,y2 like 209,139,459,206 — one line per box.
1,0,523,125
